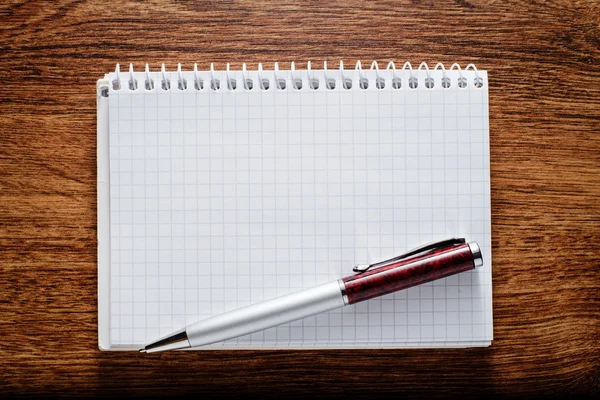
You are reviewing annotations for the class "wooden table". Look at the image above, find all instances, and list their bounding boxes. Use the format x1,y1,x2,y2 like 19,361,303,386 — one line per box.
1,0,599,397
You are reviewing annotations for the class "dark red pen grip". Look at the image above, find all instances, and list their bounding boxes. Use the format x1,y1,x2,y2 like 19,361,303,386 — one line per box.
341,243,476,304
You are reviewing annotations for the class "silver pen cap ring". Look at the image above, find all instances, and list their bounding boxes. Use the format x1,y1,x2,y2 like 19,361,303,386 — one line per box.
467,242,484,268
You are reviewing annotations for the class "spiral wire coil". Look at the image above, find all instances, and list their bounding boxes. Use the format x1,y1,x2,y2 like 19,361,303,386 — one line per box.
107,61,484,96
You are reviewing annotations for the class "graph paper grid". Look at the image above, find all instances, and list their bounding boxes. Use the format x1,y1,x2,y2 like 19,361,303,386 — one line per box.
99,66,492,349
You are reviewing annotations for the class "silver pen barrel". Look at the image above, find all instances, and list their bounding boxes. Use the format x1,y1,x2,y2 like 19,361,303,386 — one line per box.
143,280,346,352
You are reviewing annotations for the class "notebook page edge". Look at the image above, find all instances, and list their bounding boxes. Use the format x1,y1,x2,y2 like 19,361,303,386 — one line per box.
97,78,112,350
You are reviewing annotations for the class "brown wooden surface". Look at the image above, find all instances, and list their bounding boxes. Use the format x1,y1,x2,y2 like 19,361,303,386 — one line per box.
1,0,599,397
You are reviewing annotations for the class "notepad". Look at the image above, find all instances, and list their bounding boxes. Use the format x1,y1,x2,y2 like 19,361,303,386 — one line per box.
97,61,492,350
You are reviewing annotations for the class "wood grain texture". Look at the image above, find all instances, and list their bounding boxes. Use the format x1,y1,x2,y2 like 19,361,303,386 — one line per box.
1,0,599,397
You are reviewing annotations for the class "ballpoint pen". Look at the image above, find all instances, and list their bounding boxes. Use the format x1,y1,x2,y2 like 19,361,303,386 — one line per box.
140,238,483,352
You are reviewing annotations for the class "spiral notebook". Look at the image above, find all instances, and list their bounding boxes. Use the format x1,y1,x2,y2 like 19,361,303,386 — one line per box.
97,61,492,350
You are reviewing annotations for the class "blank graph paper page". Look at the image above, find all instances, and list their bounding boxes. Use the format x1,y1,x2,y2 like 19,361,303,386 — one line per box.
97,62,492,350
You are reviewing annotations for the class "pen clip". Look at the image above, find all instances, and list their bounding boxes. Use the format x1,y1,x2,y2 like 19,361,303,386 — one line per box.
352,238,466,273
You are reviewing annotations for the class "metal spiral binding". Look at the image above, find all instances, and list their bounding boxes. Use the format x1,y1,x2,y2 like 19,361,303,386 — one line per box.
107,62,483,95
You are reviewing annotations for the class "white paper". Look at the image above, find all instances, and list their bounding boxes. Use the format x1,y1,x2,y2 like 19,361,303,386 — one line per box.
100,65,492,349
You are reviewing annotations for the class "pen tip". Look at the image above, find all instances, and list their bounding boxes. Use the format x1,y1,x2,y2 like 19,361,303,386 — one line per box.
139,348,146,353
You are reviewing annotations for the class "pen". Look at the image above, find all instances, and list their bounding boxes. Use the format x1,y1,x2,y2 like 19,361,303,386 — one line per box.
140,238,483,352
